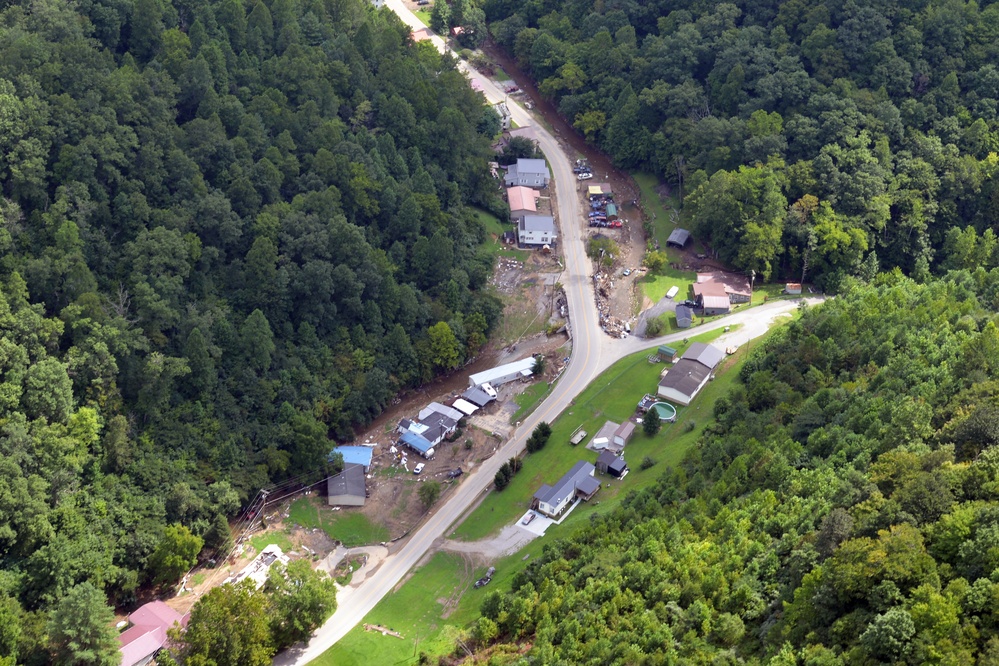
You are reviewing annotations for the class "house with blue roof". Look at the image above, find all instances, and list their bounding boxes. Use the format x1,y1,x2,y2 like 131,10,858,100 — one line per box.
328,446,373,472
400,430,436,458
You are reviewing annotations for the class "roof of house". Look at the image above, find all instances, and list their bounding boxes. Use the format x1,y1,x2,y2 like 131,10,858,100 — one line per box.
469,357,536,387
668,228,691,246
328,463,366,499
119,601,188,666
452,398,479,415
534,460,596,506
400,430,434,454
608,457,628,474
507,186,539,212
675,305,694,326
696,271,752,297
684,342,726,369
614,421,636,441
462,386,496,406
577,475,601,496
699,294,731,310
515,158,549,176
658,358,712,398
329,445,373,468
692,281,728,298
419,402,464,423
519,215,555,232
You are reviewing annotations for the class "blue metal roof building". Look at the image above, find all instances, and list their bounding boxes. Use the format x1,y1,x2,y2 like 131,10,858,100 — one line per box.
329,446,373,471
399,431,435,457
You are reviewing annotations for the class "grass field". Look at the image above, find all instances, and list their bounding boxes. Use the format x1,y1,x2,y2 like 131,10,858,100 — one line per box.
248,530,294,554
475,208,527,261
288,498,390,547
413,9,431,26
451,327,733,541
510,381,550,423
311,552,480,666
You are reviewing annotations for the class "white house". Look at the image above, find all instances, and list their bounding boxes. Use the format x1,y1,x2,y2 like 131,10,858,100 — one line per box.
518,215,556,246
504,158,550,188
532,461,600,518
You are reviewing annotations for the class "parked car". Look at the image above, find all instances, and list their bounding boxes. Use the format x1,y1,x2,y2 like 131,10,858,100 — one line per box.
413,463,425,475
577,172,593,181
446,468,463,479
522,512,537,525
622,269,631,276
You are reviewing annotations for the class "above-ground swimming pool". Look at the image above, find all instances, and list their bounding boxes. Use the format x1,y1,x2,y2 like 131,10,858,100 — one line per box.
650,402,677,422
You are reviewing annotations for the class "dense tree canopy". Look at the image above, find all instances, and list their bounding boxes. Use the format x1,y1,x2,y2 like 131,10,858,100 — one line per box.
0,0,504,658
487,0,999,288
470,272,999,664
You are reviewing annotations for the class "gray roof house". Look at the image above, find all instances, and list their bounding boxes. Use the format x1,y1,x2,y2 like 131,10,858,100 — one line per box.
657,343,725,406
675,304,694,328
532,460,600,518
504,158,550,188
327,464,366,506
518,215,557,246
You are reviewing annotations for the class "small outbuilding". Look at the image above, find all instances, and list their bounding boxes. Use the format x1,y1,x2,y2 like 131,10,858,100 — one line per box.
462,386,496,407
785,282,802,294
327,464,366,507
657,345,678,362
451,398,479,416
675,304,694,328
667,228,691,248
596,450,629,477
605,202,618,220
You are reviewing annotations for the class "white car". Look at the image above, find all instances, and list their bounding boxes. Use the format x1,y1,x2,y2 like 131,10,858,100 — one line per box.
413,463,425,475
577,172,593,181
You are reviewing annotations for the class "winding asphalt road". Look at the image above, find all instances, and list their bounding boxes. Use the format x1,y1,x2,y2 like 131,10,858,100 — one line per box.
274,8,820,664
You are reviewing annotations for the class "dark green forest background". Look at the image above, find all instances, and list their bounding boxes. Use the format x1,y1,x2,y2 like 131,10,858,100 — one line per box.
487,0,999,287
0,0,505,659
473,273,999,665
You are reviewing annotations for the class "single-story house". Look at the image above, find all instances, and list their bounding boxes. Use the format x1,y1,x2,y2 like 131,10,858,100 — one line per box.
657,359,712,406
329,446,373,472
785,282,802,294
518,215,557,246
693,281,732,315
462,385,496,407
532,460,600,518
451,398,479,416
657,342,725,405
469,357,535,388
327,463,366,506
420,414,458,446
118,601,189,666
657,345,678,362
697,271,752,303
504,158,550,188
399,430,435,458
675,304,694,328
501,230,517,245
667,228,691,248
596,450,628,477
507,185,540,222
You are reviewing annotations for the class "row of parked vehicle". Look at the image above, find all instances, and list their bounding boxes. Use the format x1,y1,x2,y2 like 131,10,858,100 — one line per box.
574,159,592,180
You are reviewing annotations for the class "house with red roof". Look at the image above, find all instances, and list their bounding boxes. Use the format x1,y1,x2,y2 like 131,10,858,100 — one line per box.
118,600,189,666
507,185,540,223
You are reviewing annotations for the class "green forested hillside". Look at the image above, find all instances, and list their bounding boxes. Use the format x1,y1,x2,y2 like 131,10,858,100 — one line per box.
472,273,999,665
486,0,999,286
0,0,501,659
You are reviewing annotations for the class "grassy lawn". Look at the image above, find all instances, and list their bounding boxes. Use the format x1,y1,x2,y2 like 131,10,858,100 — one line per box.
510,381,550,423
312,552,480,666
413,9,431,26
451,327,732,541
248,530,294,554
288,498,390,547
475,208,527,262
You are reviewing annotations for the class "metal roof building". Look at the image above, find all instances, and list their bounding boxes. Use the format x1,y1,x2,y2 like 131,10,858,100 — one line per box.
667,228,691,247
329,445,373,471
327,464,366,506
468,357,535,388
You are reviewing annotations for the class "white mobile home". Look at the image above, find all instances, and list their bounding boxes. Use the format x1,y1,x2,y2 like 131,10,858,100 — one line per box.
468,357,536,388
